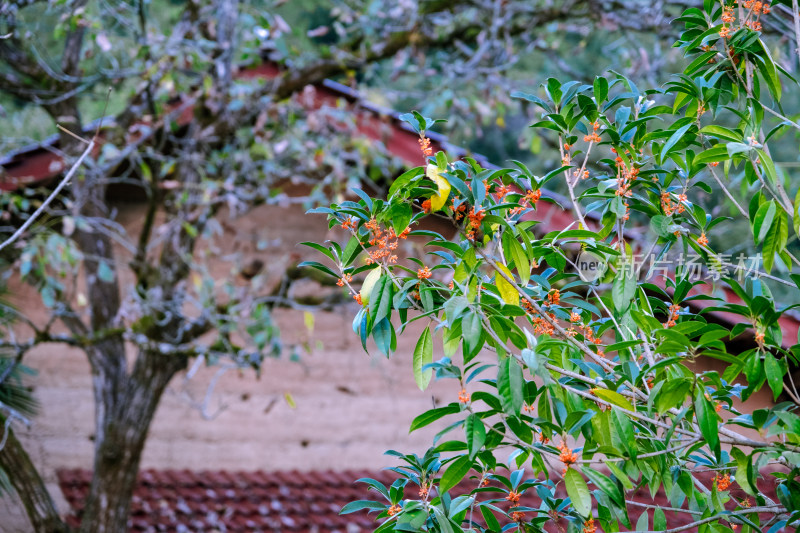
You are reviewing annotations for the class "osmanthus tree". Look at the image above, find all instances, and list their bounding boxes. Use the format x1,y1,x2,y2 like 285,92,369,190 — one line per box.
305,2,800,532
0,1,696,531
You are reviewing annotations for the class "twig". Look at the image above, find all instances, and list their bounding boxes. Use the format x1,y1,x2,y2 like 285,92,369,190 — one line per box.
793,0,800,69
0,135,94,253
628,505,788,533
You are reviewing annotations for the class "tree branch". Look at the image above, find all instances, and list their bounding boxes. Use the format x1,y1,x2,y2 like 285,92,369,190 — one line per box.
0,417,71,532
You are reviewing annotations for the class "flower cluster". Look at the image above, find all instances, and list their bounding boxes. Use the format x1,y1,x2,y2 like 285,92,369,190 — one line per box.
387,504,402,516
584,121,602,143
510,189,542,216
465,207,485,241
714,473,732,491
418,483,429,499
450,200,467,221
341,216,357,230
458,388,470,403
546,288,560,306
583,518,597,533
418,135,433,158
613,148,639,197
494,183,510,201
557,441,579,474
337,273,353,287
661,191,686,216
364,218,409,265
664,303,681,328
530,311,556,336
417,266,432,280
505,491,521,504
720,0,770,37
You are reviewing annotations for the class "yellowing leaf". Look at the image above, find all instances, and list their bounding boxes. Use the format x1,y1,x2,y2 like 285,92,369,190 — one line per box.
494,263,519,305
426,164,451,211
284,392,296,408
592,388,634,411
360,266,381,306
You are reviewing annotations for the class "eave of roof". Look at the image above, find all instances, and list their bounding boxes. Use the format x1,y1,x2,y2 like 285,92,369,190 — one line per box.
57,467,787,533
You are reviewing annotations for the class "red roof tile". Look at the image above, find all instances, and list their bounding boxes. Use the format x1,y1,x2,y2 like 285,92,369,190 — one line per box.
57,468,787,532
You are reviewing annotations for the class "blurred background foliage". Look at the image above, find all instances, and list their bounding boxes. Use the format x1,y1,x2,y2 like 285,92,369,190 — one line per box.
0,0,798,278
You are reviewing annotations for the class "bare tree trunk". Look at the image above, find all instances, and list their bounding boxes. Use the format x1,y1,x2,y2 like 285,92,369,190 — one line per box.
0,418,71,533
79,351,185,533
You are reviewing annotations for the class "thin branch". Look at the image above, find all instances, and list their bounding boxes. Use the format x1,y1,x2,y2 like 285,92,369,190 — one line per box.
628,505,788,533
0,133,94,253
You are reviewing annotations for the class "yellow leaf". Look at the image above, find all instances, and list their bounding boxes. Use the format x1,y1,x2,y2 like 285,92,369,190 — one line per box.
495,263,519,305
360,266,381,305
284,392,297,408
426,164,451,211
591,388,634,411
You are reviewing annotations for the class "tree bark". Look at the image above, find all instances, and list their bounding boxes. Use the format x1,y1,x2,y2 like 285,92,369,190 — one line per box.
79,351,185,533
0,418,71,533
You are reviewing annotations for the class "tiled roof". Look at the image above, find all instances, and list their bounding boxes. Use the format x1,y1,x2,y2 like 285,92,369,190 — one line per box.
57,468,784,532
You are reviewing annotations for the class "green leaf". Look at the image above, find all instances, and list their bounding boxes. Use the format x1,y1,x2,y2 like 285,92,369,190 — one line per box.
660,123,693,164
732,448,758,496
390,202,413,235
413,326,433,391
694,388,720,457
700,125,741,142
764,352,783,402
465,414,486,459
757,149,779,185
439,455,472,493
462,312,483,362
695,144,729,165
592,388,634,411
503,232,530,286
583,466,623,507
339,500,386,514
727,142,753,157
432,507,455,533
342,235,362,266
753,201,777,244
656,379,691,413
612,270,636,313
497,356,524,416
565,468,592,517
763,212,788,273
594,76,609,103
389,167,425,198
369,274,393,326
480,505,501,532
650,215,673,237
635,511,648,532
444,296,469,326
409,404,461,432
605,461,634,490
653,508,666,531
